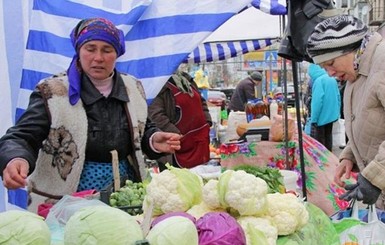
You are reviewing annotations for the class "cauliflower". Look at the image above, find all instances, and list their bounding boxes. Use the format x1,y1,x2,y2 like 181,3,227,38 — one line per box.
202,179,221,209
265,192,309,235
218,170,268,216
237,216,278,245
145,165,203,216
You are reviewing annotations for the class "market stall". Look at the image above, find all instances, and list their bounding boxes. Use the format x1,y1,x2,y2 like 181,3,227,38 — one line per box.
0,166,341,245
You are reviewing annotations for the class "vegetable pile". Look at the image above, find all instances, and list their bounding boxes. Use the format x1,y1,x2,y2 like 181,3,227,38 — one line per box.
0,162,318,245
1,164,308,245
141,166,309,245
109,179,146,214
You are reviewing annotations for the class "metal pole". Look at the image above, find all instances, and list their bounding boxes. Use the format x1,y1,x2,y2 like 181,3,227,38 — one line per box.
292,61,307,200
280,15,290,172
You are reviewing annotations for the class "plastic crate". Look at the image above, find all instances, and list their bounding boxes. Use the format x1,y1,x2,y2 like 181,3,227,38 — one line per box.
99,175,143,215
116,205,143,216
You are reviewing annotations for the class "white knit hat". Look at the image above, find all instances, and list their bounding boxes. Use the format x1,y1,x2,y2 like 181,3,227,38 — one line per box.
307,15,368,64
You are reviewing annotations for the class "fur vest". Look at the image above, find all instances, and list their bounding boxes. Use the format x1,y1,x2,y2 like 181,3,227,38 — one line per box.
28,73,148,198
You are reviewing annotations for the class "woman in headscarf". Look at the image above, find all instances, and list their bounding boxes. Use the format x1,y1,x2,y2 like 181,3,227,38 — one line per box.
307,15,385,208
0,18,181,210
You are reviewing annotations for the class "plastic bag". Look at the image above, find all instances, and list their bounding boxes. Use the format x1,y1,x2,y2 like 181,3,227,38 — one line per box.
338,200,385,244
332,119,345,147
331,201,385,224
269,115,295,142
45,195,107,244
225,111,247,142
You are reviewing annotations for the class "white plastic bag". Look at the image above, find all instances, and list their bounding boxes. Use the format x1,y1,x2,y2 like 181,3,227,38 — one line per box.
333,119,346,147
45,195,107,244
224,111,247,142
339,201,385,244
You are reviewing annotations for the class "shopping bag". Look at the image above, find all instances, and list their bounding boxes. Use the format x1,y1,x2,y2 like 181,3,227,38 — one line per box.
339,200,385,244
45,195,108,244
332,119,345,147
331,199,367,222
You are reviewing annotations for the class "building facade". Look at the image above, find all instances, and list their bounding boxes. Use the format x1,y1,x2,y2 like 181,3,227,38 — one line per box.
334,0,384,29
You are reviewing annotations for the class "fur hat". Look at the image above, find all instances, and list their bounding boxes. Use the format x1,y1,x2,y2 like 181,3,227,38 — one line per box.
250,71,263,81
307,15,368,64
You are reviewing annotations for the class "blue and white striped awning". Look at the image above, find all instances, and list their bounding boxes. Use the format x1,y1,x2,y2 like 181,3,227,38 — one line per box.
183,38,279,64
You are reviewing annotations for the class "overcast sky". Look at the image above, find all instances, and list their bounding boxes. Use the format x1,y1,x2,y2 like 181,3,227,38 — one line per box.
205,7,284,43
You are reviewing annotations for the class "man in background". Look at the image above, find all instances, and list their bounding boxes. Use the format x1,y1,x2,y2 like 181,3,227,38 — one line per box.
229,71,263,111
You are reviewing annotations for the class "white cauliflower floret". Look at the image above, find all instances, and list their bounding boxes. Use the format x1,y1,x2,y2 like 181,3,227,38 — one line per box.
237,216,278,245
145,171,184,215
145,168,203,216
202,179,221,209
219,170,268,216
265,193,309,235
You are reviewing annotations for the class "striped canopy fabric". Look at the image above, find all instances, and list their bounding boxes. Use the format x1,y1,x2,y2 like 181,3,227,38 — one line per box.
183,38,279,64
15,0,254,120
251,0,287,15
1,0,287,210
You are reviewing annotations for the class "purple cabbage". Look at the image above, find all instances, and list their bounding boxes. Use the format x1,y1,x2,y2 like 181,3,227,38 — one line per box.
197,212,246,245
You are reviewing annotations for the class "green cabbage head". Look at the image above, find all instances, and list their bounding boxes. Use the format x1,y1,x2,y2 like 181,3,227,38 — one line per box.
64,205,143,245
0,210,51,245
146,216,198,245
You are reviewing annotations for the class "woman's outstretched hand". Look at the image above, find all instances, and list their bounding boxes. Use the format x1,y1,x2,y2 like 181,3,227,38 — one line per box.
152,132,182,153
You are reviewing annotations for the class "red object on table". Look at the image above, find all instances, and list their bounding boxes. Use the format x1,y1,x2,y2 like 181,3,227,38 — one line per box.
37,189,97,218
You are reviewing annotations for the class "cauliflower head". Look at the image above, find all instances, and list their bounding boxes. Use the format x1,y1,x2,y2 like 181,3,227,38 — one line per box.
237,216,278,245
145,166,203,216
265,193,309,235
218,170,268,216
202,179,221,209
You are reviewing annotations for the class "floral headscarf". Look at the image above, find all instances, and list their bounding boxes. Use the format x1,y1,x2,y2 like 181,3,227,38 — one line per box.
67,18,125,105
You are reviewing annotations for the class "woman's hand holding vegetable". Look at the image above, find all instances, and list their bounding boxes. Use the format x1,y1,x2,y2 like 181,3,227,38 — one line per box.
334,159,354,187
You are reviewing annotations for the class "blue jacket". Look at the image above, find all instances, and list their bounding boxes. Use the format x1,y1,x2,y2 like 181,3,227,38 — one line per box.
308,64,340,126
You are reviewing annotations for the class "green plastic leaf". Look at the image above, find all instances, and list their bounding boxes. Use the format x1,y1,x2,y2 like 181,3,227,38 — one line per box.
333,218,363,234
